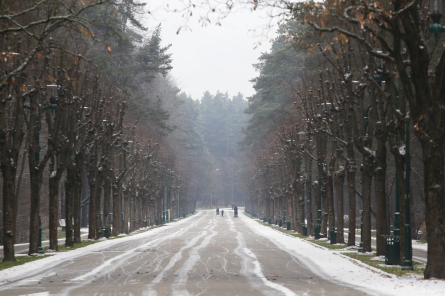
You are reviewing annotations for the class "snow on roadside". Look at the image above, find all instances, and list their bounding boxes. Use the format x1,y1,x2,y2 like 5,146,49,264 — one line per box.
412,240,428,251
352,233,428,252
0,213,200,284
240,212,445,296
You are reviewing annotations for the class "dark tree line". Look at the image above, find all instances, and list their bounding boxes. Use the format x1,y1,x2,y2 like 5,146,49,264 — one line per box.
0,0,200,262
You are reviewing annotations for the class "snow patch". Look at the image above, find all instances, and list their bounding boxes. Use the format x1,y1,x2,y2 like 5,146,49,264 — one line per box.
239,213,445,296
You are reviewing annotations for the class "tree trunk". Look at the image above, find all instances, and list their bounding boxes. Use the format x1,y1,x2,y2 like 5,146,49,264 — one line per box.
95,178,103,239
123,193,129,234
362,155,373,253
49,173,62,251
321,179,328,237
292,192,299,232
396,159,406,264
14,150,27,244
326,174,335,235
28,172,43,255
298,194,305,233
422,142,445,279
130,193,134,232
1,167,17,261
112,181,122,236
347,167,357,246
374,155,387,255
313,181,319,236
306,158,313,236
1,93,26,260
103,177,111,227
65,170,74,248
334,169,345,243
88,176,97,240
73,164,84,244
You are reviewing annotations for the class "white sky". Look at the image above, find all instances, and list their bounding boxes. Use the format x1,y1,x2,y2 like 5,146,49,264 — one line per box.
142,2,280,100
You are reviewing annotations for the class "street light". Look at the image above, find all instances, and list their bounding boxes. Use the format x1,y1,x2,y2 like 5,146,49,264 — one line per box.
429,0,445,42
402,116,414,270
297,131,308,235
314,163,322,240
373,56,401,265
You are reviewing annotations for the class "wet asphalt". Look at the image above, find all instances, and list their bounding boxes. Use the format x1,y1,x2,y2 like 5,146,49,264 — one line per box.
0,210,377,296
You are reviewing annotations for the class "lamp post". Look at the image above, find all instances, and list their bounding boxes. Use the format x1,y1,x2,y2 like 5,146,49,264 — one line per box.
38,215,44,254
402,116,414,270
374,53,403,265
314,165,322,239
429,0,445,42
358,211,364,252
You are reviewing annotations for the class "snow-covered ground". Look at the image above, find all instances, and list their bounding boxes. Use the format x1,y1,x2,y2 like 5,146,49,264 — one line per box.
0,223,176,282
242,214,445,296
344,228,428,252
0,211,442,296
353,233,428,252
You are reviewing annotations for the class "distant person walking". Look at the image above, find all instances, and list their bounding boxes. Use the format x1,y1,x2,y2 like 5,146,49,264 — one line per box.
234,205,238,217
221,210,224,217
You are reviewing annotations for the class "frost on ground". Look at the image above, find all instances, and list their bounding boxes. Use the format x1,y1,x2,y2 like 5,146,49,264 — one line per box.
240,212,445,296
370,256,386,261
0,217,192,284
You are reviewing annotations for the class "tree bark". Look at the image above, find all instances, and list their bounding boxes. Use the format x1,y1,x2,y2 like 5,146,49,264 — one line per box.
1,92,27,261
306,158,313,236
88,175,97,240
95,176,104,239
313,181,319,236
49,173,61,251
346,143,357,246
103,177,111,227
1,166,17,261
112,181,122,236
28,172,43,255
326,174,335,235
334,168,345,243
362,155,373,253
65,170,74,248
422,141,445,279
14,150,27,244
374,136,388,255
73,164,84,244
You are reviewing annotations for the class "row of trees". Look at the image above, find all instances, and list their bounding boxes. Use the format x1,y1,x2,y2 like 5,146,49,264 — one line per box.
239,4,442,280
165,0,444,279
0,0,200,262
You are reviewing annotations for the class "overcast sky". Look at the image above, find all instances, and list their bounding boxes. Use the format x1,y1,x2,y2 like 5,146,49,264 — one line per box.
143,2,279,100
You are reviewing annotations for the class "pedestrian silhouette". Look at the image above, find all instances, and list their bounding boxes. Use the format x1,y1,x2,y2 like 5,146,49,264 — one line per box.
221,210,224,217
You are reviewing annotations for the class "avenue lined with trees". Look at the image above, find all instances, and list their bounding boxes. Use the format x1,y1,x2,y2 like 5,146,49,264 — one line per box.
230,0,444,280
1,0,444,287
0,0,207,262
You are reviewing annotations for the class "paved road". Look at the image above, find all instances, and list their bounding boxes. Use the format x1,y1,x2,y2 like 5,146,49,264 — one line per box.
0,210,371,296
